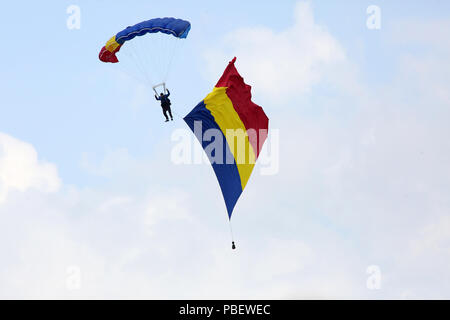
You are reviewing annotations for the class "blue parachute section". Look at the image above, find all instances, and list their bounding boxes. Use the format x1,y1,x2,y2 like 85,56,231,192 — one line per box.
116,17,191,44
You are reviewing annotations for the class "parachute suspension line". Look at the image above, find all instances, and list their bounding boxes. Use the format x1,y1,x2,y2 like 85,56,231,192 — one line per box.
135,36,160,86
162,37,173,82
163,38,184,83
228,218,236,250
160,35,168,79
126,42,145,81
126,40,154,88
138,35,159,83
121,33,181,88
112,49,144,86
150,35,160,80
131,36,148,79
154,34,167,80
119,48,147,86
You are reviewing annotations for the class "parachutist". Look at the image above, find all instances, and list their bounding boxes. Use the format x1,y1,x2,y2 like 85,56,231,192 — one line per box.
232,241,236,250
155,89,173,122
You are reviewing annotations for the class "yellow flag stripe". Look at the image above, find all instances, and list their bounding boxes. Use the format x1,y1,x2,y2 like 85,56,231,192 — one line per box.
203,87,256,190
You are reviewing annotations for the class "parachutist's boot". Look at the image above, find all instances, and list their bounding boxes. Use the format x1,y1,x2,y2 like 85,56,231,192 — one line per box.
165,119,169,122
171,118,174,121
232,241,236,250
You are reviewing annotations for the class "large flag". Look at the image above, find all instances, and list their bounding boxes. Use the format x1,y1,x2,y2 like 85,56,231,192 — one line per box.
184,57,269,218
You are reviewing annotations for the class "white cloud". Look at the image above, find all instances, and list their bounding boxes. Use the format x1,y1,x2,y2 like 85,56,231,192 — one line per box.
410,215,450,257
391,19,450,51
204,1,346,102
143,191,192,234
81,148,136,178
0,133,61,203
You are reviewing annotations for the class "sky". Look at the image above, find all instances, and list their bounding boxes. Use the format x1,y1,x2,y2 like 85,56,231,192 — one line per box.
1,0,450,299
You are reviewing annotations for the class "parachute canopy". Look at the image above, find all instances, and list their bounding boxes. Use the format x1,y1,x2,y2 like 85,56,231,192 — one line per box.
184,58,269,218
99,17,191,63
